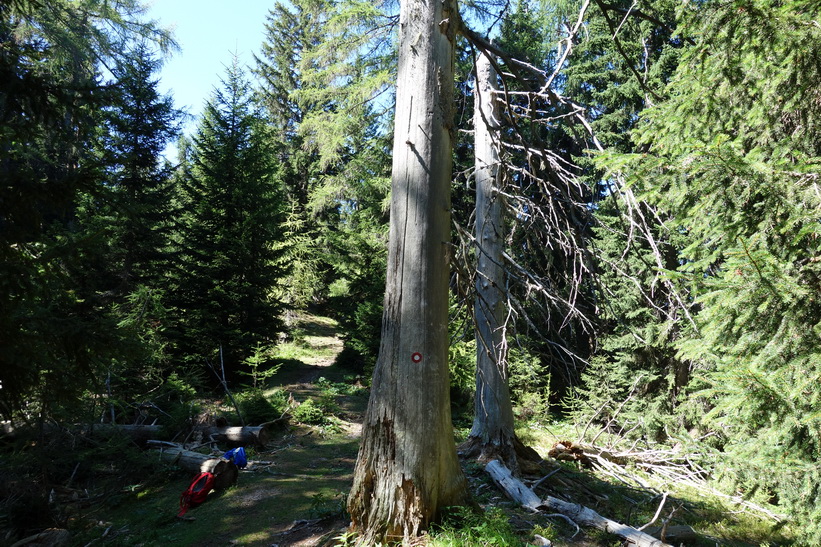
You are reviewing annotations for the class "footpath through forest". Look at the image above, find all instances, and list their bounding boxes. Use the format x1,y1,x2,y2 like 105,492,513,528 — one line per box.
15,313,791,547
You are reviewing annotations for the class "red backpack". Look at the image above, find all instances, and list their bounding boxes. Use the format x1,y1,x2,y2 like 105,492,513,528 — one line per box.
178,471,215,517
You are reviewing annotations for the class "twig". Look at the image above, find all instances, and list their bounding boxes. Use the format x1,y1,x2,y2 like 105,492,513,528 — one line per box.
206,345,245,426
544,513,581,537
530,467,562,491
638,492,668,531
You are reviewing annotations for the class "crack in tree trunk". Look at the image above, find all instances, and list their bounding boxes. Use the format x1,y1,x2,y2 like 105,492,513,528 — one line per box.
347,0,469,541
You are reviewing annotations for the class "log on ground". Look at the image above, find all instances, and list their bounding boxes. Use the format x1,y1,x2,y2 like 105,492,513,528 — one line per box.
150,443,238,490
89,424,167,445
195,425,271,447
485,459,671,547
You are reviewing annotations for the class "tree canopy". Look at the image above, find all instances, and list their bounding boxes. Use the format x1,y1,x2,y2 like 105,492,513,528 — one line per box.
1,0,820,541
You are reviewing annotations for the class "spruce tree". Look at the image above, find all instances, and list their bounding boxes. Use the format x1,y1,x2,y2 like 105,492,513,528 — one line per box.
489,0,596,400
69,43,185,407
0,0,173,418
99,43,182,293
174,58,288,376
607,0,821,536
558,0,690,439
255,0,334,307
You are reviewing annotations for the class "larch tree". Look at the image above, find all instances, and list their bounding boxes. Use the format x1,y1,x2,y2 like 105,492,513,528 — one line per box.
346,0,470,540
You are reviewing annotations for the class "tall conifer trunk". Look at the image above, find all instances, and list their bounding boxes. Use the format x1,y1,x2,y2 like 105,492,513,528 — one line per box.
346,0,469,541
464,52,517,467
462,52,541,473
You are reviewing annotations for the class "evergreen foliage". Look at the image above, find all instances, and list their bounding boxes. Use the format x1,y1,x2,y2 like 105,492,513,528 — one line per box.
173,58,288,376
256,0,392,368
560,0,690,438
98,43,182,293
602,0,821,536
0,0,173,419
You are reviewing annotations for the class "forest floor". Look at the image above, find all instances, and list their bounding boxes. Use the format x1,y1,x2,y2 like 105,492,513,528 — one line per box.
56,312,792,546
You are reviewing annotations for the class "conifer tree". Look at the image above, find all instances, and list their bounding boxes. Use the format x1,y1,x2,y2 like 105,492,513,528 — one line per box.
99,43,182,293
174,59,288,376
558,0,690,438
256,0,392,367
255,0,336,308
0,0,173,418
347,0,470,538
489,0,596,399
606,0,821,536
69,43,185,406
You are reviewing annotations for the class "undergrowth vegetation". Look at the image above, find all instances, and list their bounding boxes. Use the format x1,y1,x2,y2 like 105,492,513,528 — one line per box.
0,313,799,546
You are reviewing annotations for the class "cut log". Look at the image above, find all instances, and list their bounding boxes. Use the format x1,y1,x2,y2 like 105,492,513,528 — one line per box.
89,424,167,445
485,460,671,547
194,425,270,447
150,443,238,490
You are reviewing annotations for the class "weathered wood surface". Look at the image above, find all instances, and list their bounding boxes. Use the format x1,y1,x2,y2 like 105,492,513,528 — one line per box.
345,0,469,539
194,425,270,447
149,442,238,490
486,460,671,547
90,424,166,444
467,51,520,469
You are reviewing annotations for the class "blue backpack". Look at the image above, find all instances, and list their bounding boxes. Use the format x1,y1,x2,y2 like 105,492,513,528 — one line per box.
223,447,247,469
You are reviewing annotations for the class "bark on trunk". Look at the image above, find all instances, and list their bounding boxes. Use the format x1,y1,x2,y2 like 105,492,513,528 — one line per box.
151,444,238,491
486,460,671,547
464,51,520,470
346,0,469,541
194,425,270,447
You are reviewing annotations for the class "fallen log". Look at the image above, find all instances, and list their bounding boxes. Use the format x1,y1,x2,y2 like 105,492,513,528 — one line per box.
485,459,671,547
149,442,238,490
89,424,167,445
194,425,270,447
643,525,697,543
10,528,70,547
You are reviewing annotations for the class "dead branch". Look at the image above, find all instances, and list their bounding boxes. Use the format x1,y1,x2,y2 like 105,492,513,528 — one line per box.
486,459,672,547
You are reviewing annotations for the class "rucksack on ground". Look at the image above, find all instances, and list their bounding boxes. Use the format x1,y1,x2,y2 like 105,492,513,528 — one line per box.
223,447,247,469
178,471,215,517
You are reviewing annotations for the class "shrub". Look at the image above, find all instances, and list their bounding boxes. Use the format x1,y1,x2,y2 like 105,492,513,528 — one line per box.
292,398,325,425
235,388,288,424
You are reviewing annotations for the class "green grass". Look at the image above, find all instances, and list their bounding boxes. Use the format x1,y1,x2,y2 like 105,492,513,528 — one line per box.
17,311,801,547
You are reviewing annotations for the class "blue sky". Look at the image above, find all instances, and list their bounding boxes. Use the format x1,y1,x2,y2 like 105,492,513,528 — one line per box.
145,0,274,135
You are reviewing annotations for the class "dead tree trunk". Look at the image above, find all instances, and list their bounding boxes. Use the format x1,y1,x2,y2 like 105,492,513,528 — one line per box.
194,425,270,447
486,459,671,547
463,51,522,470
151,443,238,491
346,0,470,541
462,51,541,474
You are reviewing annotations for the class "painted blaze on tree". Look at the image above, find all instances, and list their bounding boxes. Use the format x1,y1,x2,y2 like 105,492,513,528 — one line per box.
346,0,469,541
